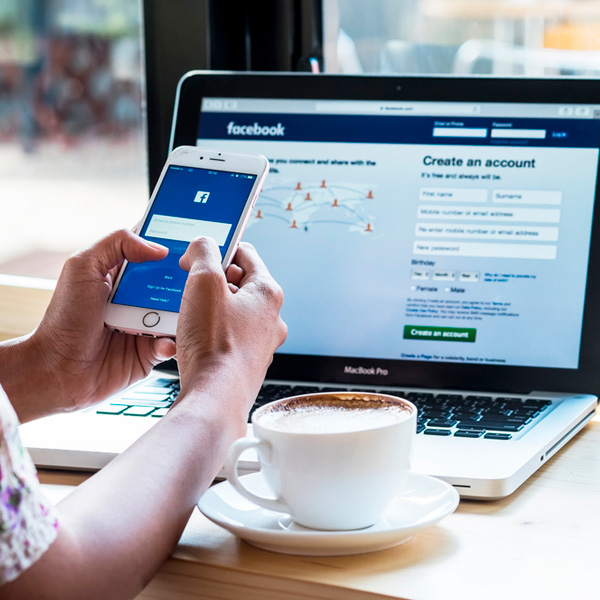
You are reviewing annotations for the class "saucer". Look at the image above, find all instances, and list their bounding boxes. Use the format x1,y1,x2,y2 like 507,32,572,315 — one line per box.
197,471,459,556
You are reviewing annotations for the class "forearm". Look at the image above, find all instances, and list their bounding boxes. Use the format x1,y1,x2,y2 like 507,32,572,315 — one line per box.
0,236,285,599
0,333,65,423
4,379,249,600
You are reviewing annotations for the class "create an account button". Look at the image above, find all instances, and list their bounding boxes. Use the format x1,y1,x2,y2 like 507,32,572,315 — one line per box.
403,325,477,342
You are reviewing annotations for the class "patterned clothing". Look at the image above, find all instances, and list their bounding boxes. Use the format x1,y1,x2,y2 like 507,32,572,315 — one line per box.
0,385,58,584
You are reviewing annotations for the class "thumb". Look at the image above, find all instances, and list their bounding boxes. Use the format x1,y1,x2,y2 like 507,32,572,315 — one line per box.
152,337,177,362
76,229,169,276
179,236,223,275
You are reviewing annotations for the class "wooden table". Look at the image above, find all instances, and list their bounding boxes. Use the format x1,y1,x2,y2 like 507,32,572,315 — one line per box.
3,275,599,599
39,410,599,600
0,275,55,342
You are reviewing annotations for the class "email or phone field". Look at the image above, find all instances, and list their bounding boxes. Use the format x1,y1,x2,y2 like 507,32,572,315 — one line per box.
145,214,232,246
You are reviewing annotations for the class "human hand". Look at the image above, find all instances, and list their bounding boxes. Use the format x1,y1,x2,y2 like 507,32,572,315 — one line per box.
0,236,287,600
22,229,177,419
175,238,287,427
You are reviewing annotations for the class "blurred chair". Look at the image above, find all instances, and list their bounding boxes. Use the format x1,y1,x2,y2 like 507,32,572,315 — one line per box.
337,28,365,73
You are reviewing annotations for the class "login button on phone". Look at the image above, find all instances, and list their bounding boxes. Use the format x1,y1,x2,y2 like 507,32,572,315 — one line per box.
142,311,161,328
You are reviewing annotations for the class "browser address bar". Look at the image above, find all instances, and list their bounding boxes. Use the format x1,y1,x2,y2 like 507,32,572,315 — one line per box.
314,101,481,115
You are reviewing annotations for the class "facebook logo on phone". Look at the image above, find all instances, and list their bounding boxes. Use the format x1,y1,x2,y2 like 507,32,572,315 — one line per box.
194,191,210,203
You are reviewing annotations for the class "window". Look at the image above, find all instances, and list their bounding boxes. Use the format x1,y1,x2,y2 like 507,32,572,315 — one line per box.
325,0,600,76
5,0,600,280
0,0,147,280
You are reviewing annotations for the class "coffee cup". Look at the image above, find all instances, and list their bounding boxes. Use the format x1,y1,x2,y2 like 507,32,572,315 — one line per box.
224,392,417,531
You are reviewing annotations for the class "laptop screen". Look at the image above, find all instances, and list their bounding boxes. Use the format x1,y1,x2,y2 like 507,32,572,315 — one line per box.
192,96,600,371
168,73,600,393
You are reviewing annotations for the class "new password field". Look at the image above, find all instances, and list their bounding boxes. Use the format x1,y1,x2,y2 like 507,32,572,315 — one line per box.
413,241,557,259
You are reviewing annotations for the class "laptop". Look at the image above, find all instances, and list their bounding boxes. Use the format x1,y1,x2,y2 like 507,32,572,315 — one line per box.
20,72,600,499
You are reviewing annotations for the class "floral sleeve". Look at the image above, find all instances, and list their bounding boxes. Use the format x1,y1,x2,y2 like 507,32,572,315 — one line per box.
0,385,58,585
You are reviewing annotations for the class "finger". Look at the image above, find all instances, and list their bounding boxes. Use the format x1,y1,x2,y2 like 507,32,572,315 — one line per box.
230,242,273,285
105,222,152,284
152,337,177,361
226,263,245,288
230,243,283,311
106,221,147,284
76,229,168,275
179,236,223,275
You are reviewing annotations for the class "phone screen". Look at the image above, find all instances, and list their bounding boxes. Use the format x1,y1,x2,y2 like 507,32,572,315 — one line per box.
111,164,257,313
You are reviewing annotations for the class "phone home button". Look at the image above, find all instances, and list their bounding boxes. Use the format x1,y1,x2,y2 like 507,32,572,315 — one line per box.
142,311,161,328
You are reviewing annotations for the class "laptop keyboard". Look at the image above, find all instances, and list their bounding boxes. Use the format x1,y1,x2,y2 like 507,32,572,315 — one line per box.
97,380,552,440
96,378,180,418
405,392,550,440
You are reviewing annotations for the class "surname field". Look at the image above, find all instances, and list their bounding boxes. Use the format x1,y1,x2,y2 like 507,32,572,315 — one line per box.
413,241,557,259
415,223,559,241
417,205,560,223
492,189,562,204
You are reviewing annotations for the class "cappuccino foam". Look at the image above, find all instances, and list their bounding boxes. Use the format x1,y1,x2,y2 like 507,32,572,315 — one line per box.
258,404,409,434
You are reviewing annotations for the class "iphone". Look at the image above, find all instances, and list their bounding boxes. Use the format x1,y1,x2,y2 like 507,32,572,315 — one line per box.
105,145,269,337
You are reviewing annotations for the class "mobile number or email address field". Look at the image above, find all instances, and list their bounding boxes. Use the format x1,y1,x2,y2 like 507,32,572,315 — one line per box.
146,214,232,246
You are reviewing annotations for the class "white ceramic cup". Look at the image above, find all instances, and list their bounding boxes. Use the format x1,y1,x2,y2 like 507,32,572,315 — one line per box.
224,392,417,531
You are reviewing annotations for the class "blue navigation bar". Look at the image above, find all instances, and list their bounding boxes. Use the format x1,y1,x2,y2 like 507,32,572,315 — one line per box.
198,112,600,148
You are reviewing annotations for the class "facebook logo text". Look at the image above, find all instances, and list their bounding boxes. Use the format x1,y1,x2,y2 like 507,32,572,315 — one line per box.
226,121,285,136
194,191,210,203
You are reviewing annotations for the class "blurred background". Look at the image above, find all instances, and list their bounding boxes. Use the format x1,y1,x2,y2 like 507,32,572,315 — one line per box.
328,0,600,75
2,0,600,280
0,0,145,279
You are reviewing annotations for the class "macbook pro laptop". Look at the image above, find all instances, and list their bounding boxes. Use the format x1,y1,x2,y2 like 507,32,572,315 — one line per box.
20,72,600,499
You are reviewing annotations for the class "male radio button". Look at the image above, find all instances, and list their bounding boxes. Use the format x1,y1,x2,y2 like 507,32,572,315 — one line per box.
142,311,161,328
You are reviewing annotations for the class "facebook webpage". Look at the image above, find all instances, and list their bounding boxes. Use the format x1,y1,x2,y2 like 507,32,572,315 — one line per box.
196,98,600,368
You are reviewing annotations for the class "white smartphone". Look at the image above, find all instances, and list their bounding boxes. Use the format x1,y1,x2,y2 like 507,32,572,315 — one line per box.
105,145,269,337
